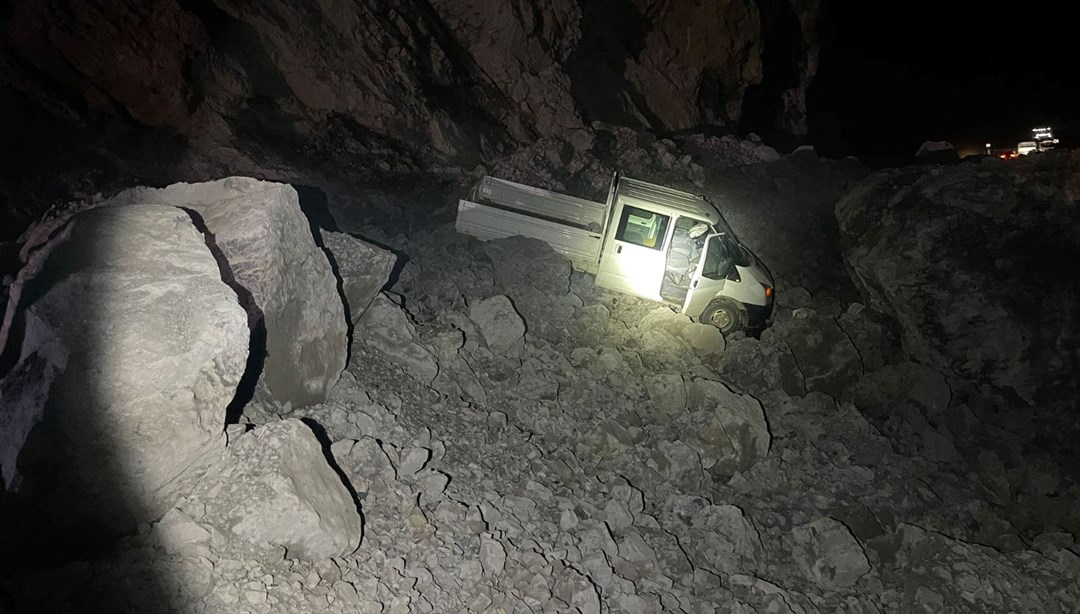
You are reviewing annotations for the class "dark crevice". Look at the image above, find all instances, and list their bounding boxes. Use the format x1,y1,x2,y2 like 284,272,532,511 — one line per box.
180,208,265,426
739,0,805,145
563,0,661,129
292,184,356,370
300,417,365,544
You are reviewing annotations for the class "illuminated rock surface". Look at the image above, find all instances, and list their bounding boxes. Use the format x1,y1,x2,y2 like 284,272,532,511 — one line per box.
188,419,361,561
112,178,348,408
0,205,248,530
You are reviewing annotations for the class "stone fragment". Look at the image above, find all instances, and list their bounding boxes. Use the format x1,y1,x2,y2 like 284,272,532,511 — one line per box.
645,373,687,416
192,419,361,560
321,231,397,323
788,517,870,589
356,294,438,384
468,295,526,355
480,534,506,575
685,379,771,476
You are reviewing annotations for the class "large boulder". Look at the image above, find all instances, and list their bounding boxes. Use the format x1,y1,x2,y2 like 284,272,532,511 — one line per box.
836,155,1080,406
0,206,248,529
112,178,348,407
189,419,361,561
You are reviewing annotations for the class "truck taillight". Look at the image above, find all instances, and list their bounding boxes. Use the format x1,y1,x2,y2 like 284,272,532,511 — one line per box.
764,286,774,299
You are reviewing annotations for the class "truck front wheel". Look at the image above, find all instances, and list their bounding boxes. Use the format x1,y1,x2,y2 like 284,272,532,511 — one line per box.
701,298,746,335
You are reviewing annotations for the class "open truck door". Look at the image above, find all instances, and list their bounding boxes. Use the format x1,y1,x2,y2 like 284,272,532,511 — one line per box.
682,233,744,333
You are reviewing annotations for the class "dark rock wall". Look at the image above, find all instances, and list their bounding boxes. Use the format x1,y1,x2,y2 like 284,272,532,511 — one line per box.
837,153,1080,413
0,0,820,240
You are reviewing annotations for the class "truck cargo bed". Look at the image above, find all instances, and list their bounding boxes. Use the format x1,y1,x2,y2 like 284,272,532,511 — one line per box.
456,199,603,273
472,176,608,232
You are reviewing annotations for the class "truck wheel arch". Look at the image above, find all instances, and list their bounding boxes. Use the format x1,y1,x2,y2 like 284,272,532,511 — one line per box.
700,298,747,334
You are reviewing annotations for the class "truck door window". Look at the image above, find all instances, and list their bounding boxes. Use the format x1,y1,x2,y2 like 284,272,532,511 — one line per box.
615,205,670,250
700,235,735,280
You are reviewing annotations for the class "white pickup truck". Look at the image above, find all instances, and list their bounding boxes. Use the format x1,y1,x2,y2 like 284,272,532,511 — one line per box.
455,173,775,333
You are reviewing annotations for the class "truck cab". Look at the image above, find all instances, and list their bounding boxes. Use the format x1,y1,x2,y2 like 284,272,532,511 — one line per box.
456,173,775,333
594,176,774,332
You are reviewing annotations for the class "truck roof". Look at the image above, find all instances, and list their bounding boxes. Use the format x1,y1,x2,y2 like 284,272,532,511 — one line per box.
618,176,724,226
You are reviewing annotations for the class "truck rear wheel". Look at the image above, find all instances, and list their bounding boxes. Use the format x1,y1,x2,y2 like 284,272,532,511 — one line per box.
701,298,746,335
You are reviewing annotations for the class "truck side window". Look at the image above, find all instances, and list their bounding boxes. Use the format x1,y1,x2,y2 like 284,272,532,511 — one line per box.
701,235,735,280
615,205,670,250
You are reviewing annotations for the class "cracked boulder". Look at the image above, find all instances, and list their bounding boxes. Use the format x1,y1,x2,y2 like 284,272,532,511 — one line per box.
0,205,248,530
112,178,348,407
764,309,863,399
836,158,1080,406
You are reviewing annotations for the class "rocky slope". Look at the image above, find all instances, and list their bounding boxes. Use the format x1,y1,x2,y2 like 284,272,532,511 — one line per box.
2,159,1079,612
0,0,820,241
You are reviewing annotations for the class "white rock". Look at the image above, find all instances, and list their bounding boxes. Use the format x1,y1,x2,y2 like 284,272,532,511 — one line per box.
193,419,361,560
399,447,431,475
356,294,438,384
682,322,726,355
687,379,771,475
154,507,212,556
685,505,764,575
754,145,782,162
112,177,348,406
0,205,247,528
480,533,506,575
645,374,686,416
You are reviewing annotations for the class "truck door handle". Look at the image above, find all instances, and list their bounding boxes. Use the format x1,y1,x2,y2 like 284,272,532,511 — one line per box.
616,245,623,254
692,280,698,288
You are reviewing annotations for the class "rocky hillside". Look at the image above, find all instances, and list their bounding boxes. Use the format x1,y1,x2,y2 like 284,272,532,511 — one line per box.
0,0,819,241
2,147,1079,612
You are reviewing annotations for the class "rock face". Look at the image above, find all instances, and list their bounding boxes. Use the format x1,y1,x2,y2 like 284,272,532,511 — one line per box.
0,0,822,239
191,419,361,561
0,205,248,529
113,178,348,407
836,153,1080,407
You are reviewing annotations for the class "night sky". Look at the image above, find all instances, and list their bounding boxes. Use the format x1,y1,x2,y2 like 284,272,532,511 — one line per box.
808,2,1079,160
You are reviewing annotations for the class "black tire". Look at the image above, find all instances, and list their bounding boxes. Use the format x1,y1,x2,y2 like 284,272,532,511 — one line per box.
701,298,747,335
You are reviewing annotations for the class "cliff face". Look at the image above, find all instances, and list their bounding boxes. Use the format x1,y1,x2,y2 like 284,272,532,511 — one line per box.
0,0,820,239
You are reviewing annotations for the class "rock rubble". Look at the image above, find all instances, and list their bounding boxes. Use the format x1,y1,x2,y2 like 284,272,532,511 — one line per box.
2,157,1078,614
